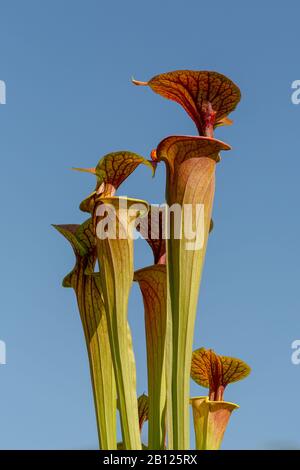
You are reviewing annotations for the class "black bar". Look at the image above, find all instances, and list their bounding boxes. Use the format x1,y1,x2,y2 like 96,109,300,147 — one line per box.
0,450,298,464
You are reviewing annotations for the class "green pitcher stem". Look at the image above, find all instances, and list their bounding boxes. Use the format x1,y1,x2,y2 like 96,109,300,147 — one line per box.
165,288,174,449
134,264,167,449
167,165,215,449
156,135,230,449
53,222,117,450
96,197,148,450
77,274,117,449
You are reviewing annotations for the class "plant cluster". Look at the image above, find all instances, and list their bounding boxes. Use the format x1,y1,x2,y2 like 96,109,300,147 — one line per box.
54,69,250,450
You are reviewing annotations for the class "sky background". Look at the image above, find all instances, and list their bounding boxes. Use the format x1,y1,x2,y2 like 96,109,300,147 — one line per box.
0,0,299,450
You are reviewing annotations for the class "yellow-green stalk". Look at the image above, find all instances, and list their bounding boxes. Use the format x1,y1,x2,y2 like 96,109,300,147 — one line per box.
53,219,117,449
134,265,166,449
134,207,167,449
95,196,148,449
156,135,230,448
118,394,149,449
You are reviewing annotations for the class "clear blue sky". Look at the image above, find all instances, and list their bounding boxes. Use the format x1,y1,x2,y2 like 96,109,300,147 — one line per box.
0,0,299,450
